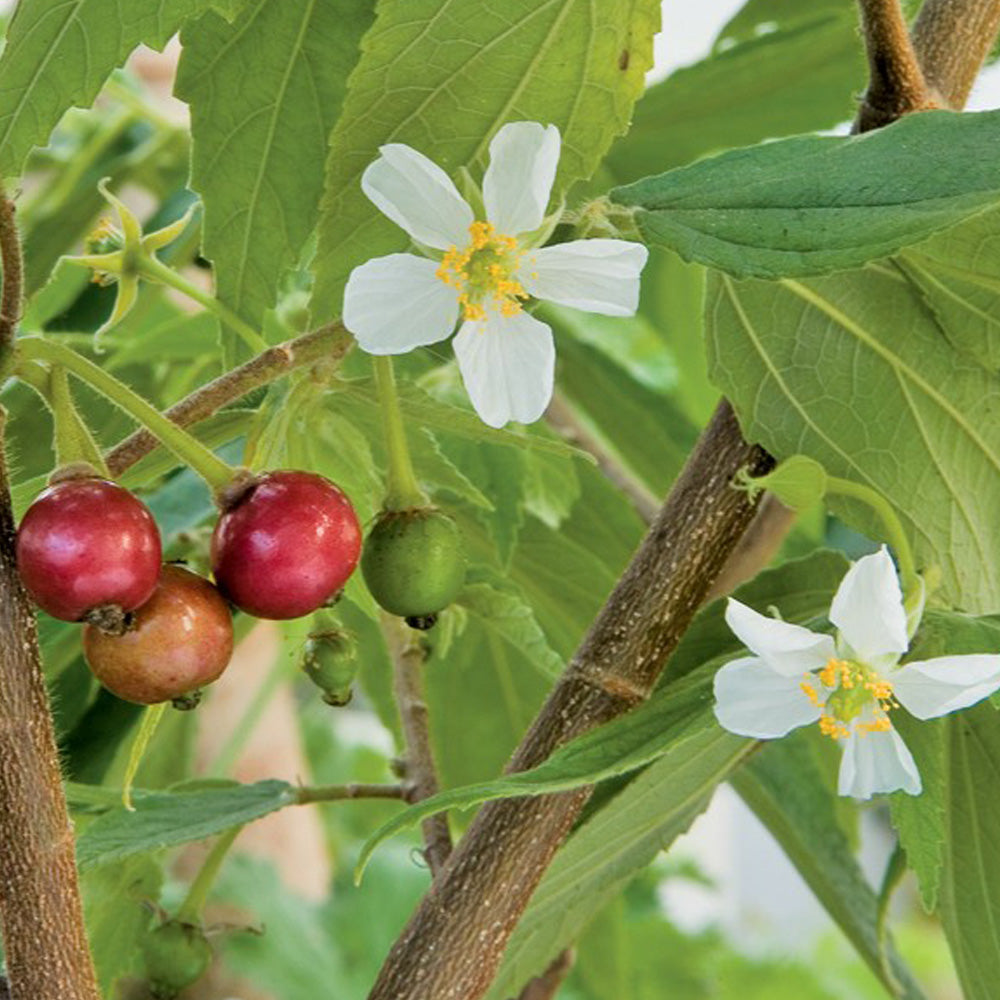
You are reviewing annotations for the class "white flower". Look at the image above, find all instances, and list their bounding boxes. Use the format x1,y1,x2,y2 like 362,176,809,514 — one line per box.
713,548,1000,799
343,122,649,428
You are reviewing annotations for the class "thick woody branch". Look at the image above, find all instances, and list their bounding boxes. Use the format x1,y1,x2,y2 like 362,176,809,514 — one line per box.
367,401,773,1000
0,188,99,999
912,0,1000,107
383,615,454,875
104,322,351,477
855,0,938,131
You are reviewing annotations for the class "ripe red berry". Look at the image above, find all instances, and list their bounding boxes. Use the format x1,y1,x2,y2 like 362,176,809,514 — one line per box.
211,471,362,620
83,564,233,705
16,478,161,622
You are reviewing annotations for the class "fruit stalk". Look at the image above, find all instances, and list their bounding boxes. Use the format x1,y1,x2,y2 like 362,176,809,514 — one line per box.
175,826,242,925
371,355,425,511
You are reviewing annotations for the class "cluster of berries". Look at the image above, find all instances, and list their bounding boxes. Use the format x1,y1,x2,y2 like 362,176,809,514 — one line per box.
16,468,467,709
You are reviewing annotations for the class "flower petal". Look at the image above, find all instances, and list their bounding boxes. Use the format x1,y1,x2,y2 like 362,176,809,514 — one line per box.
713,656,822,738
483,122,560,235
837,723,921,799
725,599,836,677
520,239,649,316
452,309,554,428
892,655,1000,720
344,253,459,354
362,144,473,249
830,547,909,661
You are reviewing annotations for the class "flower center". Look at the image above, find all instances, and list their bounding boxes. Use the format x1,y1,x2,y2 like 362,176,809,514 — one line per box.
800,657,899,741
436,221,529,321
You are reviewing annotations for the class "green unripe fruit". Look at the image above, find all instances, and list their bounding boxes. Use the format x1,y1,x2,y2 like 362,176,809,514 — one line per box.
302,627,358,706
361,508,466,625
143,920,212,998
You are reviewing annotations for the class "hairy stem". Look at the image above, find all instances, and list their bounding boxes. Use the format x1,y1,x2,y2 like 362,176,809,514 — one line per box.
383,615,453,874
105,323,351,477
296,783,407,805
855,0,937,131
0,196,22,375
912,0,1000,107
367,401,772,1000
175,826,241,925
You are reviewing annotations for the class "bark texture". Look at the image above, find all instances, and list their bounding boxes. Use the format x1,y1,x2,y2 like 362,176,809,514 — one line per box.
367,401,773,1000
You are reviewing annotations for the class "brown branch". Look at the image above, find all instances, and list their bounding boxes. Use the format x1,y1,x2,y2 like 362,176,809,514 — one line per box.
855,0,939,132
0,186,99,999
912,0,1000,108
295,782,407,804
544,391,660,525
382,615,453,875
516,949,575,1000
0,421,100,999
366,401,773,1000
104,322,351,477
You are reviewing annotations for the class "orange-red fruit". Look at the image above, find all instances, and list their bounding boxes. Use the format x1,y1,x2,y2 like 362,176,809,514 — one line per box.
211,470,362,620
83,565,233,704
16,478,161,621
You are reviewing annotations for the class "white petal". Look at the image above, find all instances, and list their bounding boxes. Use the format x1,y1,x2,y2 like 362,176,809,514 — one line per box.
520,240,649,317
830,547,909,661
725,599,836,677
713,656,822,738
452,310,554,428
483,122,560,235
362,144,473,250
837,723,921,799
344,254,459,354
892,655,1000,720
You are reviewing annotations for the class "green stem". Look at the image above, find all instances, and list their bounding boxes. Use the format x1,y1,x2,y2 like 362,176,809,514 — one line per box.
372,355,425,511
16,337,235,492
175,825,241,925
826,474,919,591
139,256,267,356
48,367,110,475
122,703,167,811
295,783,407,805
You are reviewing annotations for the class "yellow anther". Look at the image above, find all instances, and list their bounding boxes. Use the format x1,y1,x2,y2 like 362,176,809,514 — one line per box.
857,716,892,736
800,680,821,707
437,221,528,321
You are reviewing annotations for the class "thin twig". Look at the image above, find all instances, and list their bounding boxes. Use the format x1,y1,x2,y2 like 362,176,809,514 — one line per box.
104,322,352,477
382,614,454,875
367,401,773,1000
296,782,407,805
517,949,575,1000
855,0,938,132
0,188,99,999
912,0,1000,108
544,391,660,525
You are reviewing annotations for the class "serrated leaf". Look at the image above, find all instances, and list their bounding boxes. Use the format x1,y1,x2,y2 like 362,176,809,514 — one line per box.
175,0,373,361
487,724,751,999
613,111,1000,280
707,265,1000,612
0,0,214,178
733,735,927,1000
311,0,660,317
75,779,296,870
606,0,861,182
357,666,722,880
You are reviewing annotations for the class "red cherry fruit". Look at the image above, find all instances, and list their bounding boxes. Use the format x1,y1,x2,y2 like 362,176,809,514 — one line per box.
83,564,233,705
211,471,362,620
16,478,162,622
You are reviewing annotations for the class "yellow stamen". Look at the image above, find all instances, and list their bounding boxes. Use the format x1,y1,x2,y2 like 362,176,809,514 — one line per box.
437,221,529,321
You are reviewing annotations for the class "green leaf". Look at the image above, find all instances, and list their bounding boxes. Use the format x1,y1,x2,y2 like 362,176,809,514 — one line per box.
613,111,1000,280
487,724,752,999
82,853,160,994
605,0,862,182
733,735,928,1000
0,0,213,178
707,266,1000,612
897,206,1000,371
75,779,296,870
890,611,1000,911
175,0,373,360
310,0,660,317
938,701,1000,1000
